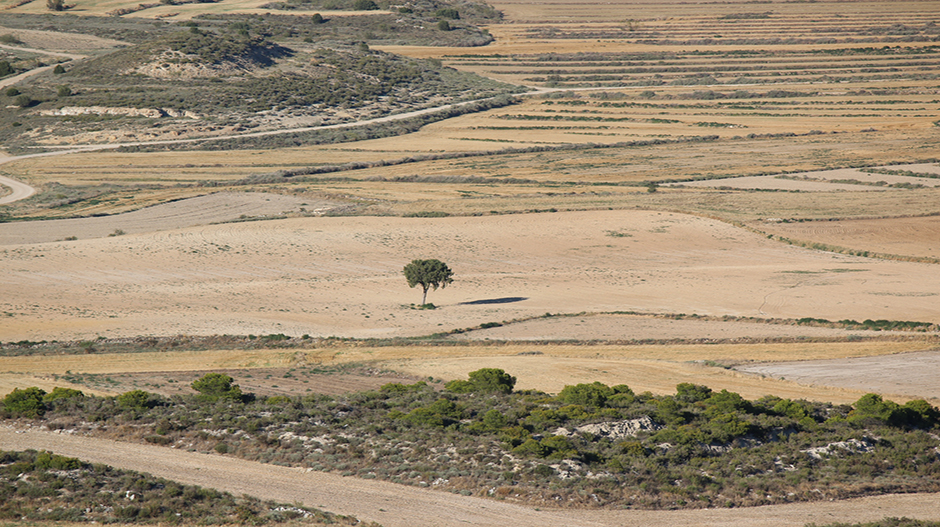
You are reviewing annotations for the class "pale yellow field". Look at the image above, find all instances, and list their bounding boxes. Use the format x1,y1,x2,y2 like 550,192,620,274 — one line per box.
3,209,939,344
3,338,936,405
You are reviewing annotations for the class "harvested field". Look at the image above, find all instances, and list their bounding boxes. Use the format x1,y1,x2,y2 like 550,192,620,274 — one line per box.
450,313,911,341
0,191,335,244
0,24,125,52
737,350,940,402
755,215,940,260
673,163,940,192
3,210,940,342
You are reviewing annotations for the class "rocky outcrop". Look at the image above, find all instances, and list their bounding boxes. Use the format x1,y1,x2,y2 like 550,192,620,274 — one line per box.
554,416,662,440
41,106,200,119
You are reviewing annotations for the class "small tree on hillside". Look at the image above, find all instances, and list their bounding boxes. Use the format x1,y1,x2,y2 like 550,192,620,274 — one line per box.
403,258,453,305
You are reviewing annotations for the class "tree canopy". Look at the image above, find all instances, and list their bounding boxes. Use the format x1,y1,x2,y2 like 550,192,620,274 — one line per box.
403,259,454,305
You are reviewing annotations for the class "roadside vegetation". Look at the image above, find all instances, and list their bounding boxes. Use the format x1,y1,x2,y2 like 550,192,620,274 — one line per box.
0,448,361,524
3,370,939,510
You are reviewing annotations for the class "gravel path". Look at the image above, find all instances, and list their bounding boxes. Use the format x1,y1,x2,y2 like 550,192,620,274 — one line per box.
3,426,940,527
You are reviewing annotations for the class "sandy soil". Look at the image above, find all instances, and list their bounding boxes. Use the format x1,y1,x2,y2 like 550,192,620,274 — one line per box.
755,215,940,260
736,350,940,402
0,192,329,244
670,174,882,192
3,210,939,342
2,426,940,527
0,25,125,52
669,164,940,192
452,313,902,341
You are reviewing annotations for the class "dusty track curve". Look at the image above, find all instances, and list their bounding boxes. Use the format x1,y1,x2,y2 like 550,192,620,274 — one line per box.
2,426,940,527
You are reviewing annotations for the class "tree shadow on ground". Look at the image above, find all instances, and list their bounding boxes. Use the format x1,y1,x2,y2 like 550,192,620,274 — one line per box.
459,297,528,305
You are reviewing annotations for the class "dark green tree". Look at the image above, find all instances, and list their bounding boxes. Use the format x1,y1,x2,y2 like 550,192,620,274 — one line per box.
403,258,453,305
191,373,245,402
445,368,516,394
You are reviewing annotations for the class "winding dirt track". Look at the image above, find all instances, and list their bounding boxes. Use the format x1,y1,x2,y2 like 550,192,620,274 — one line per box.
2,426,940,526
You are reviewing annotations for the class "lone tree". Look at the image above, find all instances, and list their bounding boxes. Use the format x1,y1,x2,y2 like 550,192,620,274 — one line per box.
403,258,453,305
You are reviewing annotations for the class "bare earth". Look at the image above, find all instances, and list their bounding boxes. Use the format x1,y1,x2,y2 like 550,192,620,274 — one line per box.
451,313,901,341
736,350,940,402
0,192,326,245
756,215,940,260
2,426,940,527
3,210,940,342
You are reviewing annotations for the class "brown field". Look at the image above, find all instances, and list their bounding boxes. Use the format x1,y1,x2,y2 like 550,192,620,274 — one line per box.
5,210,940,343
755,214,940,260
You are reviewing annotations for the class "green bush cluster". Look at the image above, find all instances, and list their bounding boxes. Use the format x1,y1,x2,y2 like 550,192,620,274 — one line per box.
0,449,345,524
4,370,940,510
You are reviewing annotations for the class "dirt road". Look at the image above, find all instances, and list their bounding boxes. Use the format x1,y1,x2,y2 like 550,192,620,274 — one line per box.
2,426,940,527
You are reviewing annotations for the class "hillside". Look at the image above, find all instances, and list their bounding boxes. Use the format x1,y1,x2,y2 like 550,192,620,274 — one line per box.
0,11,517,151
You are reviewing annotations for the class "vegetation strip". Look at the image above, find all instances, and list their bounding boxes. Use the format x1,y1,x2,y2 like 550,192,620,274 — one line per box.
3,370,940,510
0,448,360,524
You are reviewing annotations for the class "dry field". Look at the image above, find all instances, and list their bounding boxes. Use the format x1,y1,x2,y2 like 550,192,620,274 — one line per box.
5,210,940,343
754,214,940,260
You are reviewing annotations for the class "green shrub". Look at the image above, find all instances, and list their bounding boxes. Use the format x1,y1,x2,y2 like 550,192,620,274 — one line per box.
850,393,899,424
117,389,155,410
437,20,452,31
435,8,460,19
2,387,46,417
512,438,546,457
191,373,245,402
35,450,81,470
446,368,516,394
352,0,377,10
675,383,712,403
482,409,507,429
380,381,428,393
52,64,66,74
558,382,612,407
266,395,291,405
42,387,84,403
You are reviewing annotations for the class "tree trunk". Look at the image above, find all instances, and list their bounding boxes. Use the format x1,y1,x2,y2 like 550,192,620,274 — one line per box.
421,286,429,305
